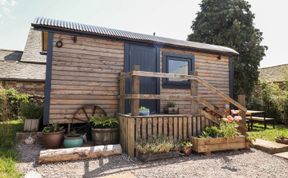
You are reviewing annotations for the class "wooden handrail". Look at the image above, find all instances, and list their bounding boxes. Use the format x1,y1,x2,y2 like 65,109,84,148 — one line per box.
119,70,247,112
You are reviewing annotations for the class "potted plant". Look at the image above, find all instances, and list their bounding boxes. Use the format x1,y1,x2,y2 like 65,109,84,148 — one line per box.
136,137,179,161
163,102,179,114
192,114,247,154
20,102,43,132
275,135,288,144
63,129,84,148
42,123,65,149
90,116,119,145
180,141,193,156
139,106,150,116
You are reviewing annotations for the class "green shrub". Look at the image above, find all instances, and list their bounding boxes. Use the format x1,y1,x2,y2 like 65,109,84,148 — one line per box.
20,102,43,119
0,150,22,178
89,116,119,128
201,126,223,138
42,123,64,133
136,137,176,154
248,80,288,124
0,89,29,121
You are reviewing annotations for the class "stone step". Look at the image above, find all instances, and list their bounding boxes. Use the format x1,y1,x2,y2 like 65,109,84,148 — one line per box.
252,139,288,154
274,152,288,160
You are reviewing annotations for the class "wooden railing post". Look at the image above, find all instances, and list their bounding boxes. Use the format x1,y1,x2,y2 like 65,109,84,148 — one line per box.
131,65,140,116
191,71,198,114
119,72,125,114
238,94,247,135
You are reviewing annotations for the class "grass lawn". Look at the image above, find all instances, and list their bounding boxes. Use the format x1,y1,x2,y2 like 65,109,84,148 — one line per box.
0,119,23,178
248,123,288,142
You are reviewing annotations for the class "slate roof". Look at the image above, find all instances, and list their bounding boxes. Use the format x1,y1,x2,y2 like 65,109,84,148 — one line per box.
32,17,238,55
259,64,288,82
21,28,47,64
0,49,23,61
0,29,46,81
0,61,45,81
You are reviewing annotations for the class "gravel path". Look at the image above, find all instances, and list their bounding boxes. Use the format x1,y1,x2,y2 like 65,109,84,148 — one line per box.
16,144,288,178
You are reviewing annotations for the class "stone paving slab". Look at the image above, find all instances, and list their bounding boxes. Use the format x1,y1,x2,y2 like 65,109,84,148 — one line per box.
274,152,288,160
253,139,288,154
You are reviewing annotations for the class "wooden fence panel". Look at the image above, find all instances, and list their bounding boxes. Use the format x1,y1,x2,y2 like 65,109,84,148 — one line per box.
119,115,210,157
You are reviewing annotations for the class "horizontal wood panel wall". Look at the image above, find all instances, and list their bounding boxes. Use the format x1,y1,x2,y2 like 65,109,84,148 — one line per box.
160,48,230,114
119,115,214,157
49,34,124,123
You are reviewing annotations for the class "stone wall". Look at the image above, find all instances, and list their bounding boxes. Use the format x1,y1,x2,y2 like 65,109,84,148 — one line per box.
0,80,45,96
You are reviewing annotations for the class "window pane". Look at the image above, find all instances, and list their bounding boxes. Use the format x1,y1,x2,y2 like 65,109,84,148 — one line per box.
168,59,188,81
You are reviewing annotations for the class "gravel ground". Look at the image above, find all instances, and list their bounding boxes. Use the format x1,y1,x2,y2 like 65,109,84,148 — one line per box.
16,143,288,178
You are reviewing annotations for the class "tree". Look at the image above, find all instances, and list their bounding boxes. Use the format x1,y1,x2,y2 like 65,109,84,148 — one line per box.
188,0,267,97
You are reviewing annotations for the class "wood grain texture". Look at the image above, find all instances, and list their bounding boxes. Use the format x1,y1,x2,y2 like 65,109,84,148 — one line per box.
49,33,124,123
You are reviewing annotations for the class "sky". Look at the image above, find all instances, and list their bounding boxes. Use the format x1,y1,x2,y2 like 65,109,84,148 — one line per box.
0,0,287,67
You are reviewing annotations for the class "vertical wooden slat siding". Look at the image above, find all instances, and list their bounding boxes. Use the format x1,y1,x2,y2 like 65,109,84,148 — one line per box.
120,115,209,156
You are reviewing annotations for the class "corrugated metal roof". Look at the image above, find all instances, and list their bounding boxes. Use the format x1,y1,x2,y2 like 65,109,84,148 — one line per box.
32,17,238,55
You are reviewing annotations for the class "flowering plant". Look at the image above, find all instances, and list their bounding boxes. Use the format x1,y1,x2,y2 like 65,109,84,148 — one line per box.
201,111,242,138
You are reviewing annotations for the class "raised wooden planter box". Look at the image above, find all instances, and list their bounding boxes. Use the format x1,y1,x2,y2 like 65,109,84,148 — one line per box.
192,136,247,154
137,151,179,162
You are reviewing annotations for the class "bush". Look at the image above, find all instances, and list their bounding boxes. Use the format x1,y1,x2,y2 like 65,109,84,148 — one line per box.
20,102,43,119
0,89,29,121
248,80,288,124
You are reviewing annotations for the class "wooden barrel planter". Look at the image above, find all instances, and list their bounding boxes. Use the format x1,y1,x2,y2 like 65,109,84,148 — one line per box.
91,128,119,145
192,136,247,154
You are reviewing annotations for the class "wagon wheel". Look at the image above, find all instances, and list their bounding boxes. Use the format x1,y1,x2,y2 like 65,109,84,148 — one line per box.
72,104,107,123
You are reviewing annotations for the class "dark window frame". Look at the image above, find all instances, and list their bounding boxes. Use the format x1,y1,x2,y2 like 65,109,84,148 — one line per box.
162,52,195,89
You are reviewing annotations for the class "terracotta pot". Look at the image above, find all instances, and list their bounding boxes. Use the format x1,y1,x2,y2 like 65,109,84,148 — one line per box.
91,127,119,145
42,130,65,149
181,147,192,156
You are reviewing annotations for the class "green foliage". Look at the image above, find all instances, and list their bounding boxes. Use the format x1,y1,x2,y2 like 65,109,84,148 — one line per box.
136,137,176,154
89,116,119,128
20,102,43,119
188,0,267,96
139,106,149,112
219,122,239,137
0,89,29,121
42,123,64,133
201,126,222,138
248,80,288,124
181,140,193,149
201,122,240,138
248,124,288,142
0,150,22,178
0,119,23,148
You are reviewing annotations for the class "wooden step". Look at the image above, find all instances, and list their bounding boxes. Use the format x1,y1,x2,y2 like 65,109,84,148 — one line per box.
252,139,288,154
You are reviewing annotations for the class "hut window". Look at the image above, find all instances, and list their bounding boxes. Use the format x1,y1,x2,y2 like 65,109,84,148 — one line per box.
42,31,48,52
162,52,194,88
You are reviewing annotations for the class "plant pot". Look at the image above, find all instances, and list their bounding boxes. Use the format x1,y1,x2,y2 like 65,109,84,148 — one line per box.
24,119,39,132
139,110,150,116
91,127,119,145
275,137,288,144
137,151,179,162
181,147,192,156
164,107,179,114
42,130,65,149
63,136,84,148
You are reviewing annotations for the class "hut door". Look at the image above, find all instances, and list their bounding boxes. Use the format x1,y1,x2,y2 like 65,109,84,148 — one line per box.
124,43,160,114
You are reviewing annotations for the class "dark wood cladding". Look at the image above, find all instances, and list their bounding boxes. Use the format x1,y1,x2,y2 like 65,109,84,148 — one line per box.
49,33,124,123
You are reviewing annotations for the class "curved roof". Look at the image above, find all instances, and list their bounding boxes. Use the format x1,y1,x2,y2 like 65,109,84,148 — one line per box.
32,17,238,55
